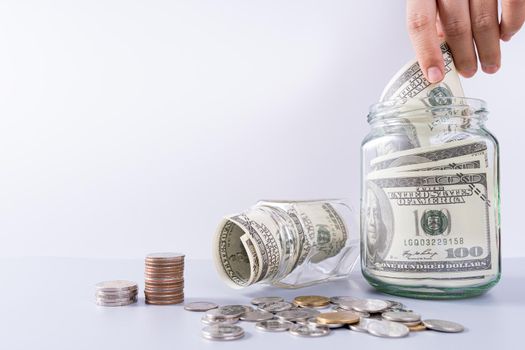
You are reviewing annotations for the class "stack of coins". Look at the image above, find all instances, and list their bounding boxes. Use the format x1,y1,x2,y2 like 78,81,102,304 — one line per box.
144,252,185,305
95,280,138,306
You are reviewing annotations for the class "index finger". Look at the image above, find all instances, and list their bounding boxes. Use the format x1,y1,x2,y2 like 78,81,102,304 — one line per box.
406,0,444,83
500,0,525,41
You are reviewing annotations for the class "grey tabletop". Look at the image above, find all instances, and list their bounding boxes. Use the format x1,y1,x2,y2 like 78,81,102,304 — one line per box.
1,257,523,349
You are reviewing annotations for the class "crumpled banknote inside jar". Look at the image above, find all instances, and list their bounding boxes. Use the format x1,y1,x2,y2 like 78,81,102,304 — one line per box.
361,97,500,299
213,199,359,288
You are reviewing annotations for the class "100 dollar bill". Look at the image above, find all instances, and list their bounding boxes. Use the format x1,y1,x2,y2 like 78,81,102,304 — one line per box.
363,168,498,279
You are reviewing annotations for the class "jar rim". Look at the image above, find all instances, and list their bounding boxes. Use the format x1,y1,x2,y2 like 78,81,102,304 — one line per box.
368,97,487,124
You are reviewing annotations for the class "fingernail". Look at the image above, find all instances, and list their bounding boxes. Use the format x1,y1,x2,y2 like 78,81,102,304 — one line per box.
482,64,499,74
427,66,443,83
460,68,477,78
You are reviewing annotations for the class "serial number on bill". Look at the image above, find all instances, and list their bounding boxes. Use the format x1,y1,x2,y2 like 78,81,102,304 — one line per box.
404,237,464,246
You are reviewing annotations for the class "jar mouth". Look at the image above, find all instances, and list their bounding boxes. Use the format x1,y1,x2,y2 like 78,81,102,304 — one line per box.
368,97,487,124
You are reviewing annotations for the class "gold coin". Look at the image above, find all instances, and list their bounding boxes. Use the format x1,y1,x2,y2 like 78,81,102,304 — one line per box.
316,311,360,325
293,295,330,307
408,323,427,331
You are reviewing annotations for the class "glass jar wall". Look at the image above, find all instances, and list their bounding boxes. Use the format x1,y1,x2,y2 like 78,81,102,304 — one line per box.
361,97,500,299
213,199,359,289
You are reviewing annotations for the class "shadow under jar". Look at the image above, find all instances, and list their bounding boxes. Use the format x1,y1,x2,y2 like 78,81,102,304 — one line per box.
361,97,500,299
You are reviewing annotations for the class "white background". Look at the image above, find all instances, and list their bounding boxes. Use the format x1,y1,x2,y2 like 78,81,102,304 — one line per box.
0,0,523,259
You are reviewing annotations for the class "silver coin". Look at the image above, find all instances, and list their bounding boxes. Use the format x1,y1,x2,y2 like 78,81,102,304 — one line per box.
302,317,344,329
385,300,405,309
402,320,422,327
96,294,138,301
96,291,138,299
95,280,138,292
289,324,331,337
332,306,370,318
329,296,357,305
367,320,409,338
216,305,249,317
96,296,137,304
297,308,321,318
349,317,374,333
146,252,185,260
347,299,390,313
96,298,137,307
240,310,274,322
368,313,384,320
184,302,218,312
382,311,421,323
201,315,239,325
355,311,371,318
255,319,294,332
259,301,293,313
423,319,464,333
251,296,284,305
205,308,241,321
201,324,244,341
389,308,414,313
275,309,317,322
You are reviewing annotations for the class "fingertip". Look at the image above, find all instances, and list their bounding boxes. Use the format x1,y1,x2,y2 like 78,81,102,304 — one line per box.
459,67,477,78
501,33,514,42
427,66,444,83
482,64,500,74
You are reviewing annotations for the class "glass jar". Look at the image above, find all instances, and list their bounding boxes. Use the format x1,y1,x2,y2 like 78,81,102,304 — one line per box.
361,97,500,299
213,199,359,288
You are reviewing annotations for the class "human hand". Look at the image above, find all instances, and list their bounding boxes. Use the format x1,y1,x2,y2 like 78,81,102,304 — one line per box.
406,0,525,83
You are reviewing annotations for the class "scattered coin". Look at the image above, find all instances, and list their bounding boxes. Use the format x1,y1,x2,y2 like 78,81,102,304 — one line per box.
289,324,331,337
401,320,423,327
367,320,410,338
201,324,244,341
302,317,345,329
385,300,405,309
251,296,284,305
184,302,219,312
296,308,320,318
329,296,357,305
275,309,316,322
259,301,293,313
240,310,274,322
255,319,294,332
331,306,370,318
347,299,390,313
423,319,464,333
205,308,242,321
382,311,421,323
217,305,250,317
317,311,360,325
293,295,330,308
349,317,374,333
408,323,427,332
201,315,240,325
